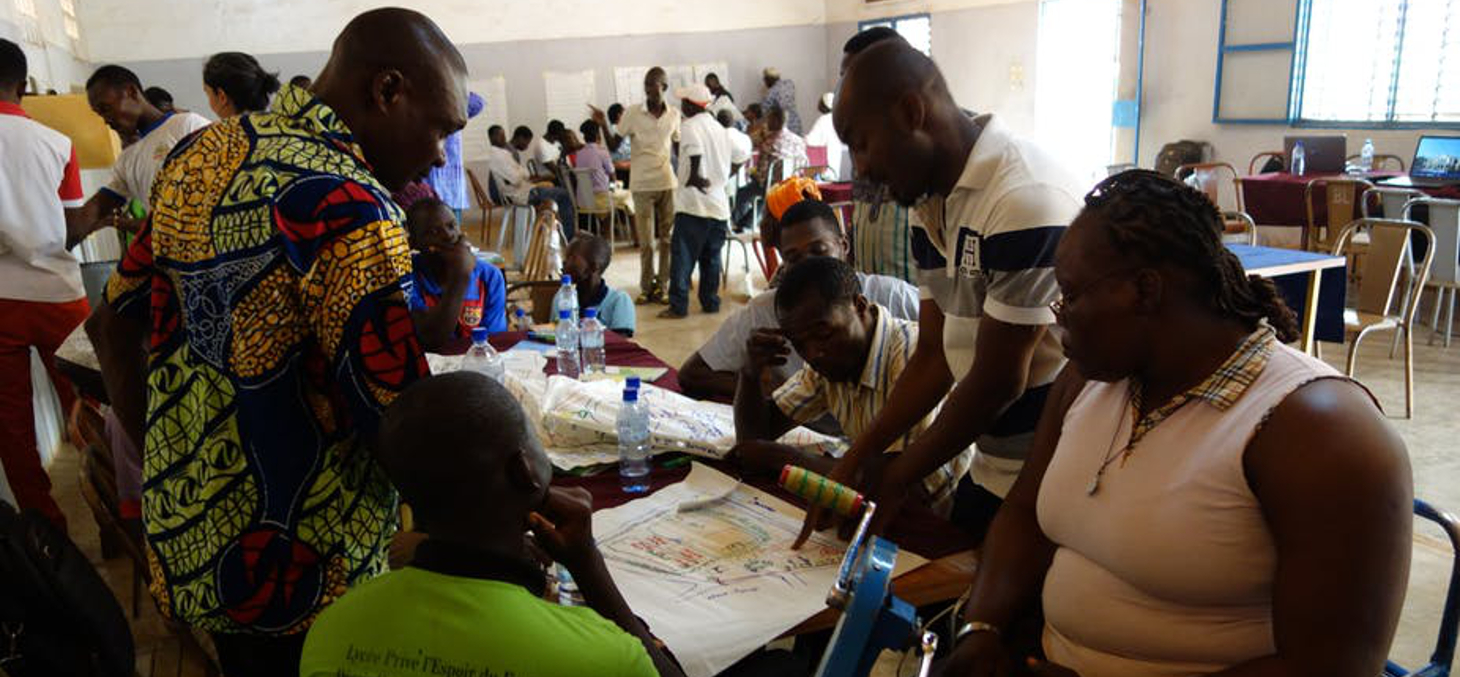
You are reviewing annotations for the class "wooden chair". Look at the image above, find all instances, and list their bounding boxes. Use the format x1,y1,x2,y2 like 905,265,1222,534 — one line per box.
506,207,569,323
1408,197,1460,347
1177,162,1243,213
466,169,497,247
1333,218,1436,418
570,167,619,248
1248,150,1285,175
1304,177,1374,252
1347,153,1407,172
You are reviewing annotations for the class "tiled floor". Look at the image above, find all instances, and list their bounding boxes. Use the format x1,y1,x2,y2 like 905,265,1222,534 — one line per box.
49,224,1459,676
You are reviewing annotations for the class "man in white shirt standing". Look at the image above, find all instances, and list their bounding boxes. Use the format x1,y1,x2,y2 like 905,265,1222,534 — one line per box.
594,67,679,304
0,40,90,529
67,64,212,246
661,84,749,319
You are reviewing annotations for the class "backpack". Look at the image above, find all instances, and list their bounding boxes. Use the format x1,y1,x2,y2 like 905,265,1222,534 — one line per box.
0,501,133,677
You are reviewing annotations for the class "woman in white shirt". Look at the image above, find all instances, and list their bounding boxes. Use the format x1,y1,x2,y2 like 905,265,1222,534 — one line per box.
934,170,1412,677
705,73,742,127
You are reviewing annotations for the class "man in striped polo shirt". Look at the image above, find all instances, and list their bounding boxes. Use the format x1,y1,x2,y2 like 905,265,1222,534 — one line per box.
731,257,972,517
797,38,1084,545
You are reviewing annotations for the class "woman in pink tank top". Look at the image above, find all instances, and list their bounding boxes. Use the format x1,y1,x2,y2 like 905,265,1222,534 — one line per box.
934,170,1412,677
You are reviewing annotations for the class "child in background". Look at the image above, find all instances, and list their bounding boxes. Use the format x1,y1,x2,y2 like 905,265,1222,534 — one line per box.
405,198,507,354
563,234,636,337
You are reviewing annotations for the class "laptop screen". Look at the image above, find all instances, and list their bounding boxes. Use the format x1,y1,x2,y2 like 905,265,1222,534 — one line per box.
1413,136,1460,179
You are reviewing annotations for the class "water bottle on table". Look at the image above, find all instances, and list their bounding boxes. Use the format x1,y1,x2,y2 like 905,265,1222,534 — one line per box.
1291,141,1306,176
555,309,581,379
554,274,579,324
618,385,650,494
460,327,504,383
511,307,533,332
1360,138,1375,173
580,307,606,375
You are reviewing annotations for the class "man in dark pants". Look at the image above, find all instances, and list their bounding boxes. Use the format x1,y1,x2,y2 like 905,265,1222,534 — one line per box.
660,84,749,319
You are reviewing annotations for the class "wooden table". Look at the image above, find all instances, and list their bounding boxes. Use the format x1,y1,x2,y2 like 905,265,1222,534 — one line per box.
1231,244,1348,354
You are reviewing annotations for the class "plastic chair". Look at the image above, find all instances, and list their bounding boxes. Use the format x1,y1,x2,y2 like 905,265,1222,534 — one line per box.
1365,187,1429,357
1248,150,1285,175
570,167,618,248
1333,218,1435,418
1349,153,1407,172
1305,177,1375,252
804,145,831,179
1177,162,1243,213
723,229,757,287
1385,499,1460,677
1408,198,1460,347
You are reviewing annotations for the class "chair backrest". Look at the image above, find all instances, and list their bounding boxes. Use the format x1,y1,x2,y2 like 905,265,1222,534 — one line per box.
1334,217,1435,319
1387,499,1460,677
1363,186,1426,219
1221,210,1258,246
766,157,787,185
569,167,599,212
466,168,495,210
488,170,518,206
806,145,829,168
1306,177,1375,249
1177,162,1243,212
1406,197,1460,285
521,210,566,282
1248,150,1285,175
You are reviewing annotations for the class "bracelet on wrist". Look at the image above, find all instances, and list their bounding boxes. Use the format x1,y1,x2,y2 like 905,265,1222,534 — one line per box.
954,621,1001,643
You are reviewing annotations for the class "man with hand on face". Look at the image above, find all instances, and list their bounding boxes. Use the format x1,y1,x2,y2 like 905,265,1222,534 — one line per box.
794,38,1084,548
86,9,470,674
593,67,679,305
731,257,971,517
67,65,211,248
301,372,682,677
404,197,506,355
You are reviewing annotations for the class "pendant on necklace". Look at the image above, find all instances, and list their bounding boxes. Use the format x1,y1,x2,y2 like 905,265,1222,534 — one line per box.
1086,475,1101,496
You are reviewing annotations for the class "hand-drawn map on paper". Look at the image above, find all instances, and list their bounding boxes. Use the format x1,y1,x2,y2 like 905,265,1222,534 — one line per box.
592,464,927,677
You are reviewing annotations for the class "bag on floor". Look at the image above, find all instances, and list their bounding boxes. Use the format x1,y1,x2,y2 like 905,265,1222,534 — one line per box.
0,500,133,677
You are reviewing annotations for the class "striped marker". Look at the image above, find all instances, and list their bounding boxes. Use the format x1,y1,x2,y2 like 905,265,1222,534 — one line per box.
778,465,865,517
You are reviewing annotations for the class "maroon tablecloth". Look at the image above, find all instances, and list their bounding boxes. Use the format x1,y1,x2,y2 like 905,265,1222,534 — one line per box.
818,181,853,204
489,330,681,392
557,460,975,561
1238,171,1460,226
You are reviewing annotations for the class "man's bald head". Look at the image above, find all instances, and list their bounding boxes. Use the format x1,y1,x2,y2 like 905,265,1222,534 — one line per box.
379,372,551,536
835,39,962,206
314,7,469,192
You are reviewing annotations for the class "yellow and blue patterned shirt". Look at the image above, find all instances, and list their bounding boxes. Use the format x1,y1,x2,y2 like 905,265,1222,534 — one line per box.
772,305,974,513
103,85,427,635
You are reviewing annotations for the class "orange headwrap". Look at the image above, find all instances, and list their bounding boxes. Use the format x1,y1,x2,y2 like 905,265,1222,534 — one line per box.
766,177,822,220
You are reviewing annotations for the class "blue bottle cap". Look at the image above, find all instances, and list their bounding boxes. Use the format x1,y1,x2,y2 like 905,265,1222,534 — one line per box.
623,387,639,402
471,327,489,343
626,376,641,391
514,307,526,317
583,307,597,319
558,309,571,320
562,274,573,285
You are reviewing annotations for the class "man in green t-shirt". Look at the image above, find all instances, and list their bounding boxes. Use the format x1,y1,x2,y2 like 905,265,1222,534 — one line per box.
299,372,684,677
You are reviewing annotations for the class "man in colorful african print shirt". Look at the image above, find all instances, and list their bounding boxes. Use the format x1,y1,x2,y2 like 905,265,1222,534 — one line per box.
85,9,471,676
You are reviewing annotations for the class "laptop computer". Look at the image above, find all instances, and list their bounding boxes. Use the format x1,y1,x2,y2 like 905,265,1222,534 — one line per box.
1284,135,1347,174
1378,135,1460,189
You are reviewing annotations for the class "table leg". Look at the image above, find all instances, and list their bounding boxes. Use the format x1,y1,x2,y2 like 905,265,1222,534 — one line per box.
1300,269,1323,355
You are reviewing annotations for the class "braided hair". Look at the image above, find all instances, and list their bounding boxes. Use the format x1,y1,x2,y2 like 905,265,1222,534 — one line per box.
1078,169,1299,342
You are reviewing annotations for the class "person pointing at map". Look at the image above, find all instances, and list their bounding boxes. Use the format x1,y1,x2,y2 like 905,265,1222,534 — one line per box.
300,372,684,677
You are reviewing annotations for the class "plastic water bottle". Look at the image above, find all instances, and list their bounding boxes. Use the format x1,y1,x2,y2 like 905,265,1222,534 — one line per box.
1291,141,1306,176
580,307,606,375
554,275,579,324
618,385,650,493
1360,138,1375,173
461,327,504,384
555,309,581,379
511,307,533,332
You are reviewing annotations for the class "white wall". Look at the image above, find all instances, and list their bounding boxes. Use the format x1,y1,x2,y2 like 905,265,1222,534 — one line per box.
1137,0,1443,170
825,0,1032,23
0,0,90,93
79,0,826,63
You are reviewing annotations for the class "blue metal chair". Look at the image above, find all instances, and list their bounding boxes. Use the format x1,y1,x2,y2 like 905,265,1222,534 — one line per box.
1387,499,1460,677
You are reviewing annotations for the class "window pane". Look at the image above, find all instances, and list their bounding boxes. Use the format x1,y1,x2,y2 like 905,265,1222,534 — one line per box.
1299,0,1402,122
894,16,932,56
1037,0,1122,182
1393,0,1459,122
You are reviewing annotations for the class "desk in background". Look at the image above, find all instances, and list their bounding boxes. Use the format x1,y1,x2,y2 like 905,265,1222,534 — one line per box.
1231,244,1347,354
1242,171,1460,227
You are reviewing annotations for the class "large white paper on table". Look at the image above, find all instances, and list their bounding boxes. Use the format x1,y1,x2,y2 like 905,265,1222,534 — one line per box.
462,76,508,163
594,463,928,677
543,69,597,127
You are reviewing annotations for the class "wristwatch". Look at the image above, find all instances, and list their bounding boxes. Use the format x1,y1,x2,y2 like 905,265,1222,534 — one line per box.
954,621,1001,643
